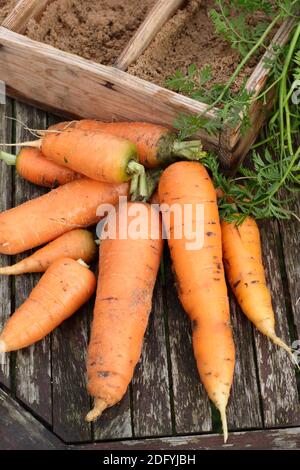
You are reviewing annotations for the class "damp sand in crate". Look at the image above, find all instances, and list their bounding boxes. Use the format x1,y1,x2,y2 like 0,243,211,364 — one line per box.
0,0,295,168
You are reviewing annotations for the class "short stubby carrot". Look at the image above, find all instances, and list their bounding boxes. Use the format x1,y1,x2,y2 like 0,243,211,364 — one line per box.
0,258,96,352
0,178,129,255
67,120,206,168
221,216,296,363
0,148,80,188
0,229,97,275
86,202,163,422
158,161,235,443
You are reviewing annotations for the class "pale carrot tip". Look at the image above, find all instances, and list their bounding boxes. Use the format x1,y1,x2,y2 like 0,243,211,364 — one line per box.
270,334,300,370
0,340,7,353
85,398,108,422
219,405,229,444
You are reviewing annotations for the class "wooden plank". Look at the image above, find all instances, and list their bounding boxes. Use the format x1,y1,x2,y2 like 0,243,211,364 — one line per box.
279,196,300,339
93,392,132,441
0,388,63,450
116,0,184,71
254,220,300,427
164,254,212,434
13,102,52,424
0,28,219,148
0,97,13,388
77,426,300,450
2,0,51,34
226,294,263,430
131,276,172,437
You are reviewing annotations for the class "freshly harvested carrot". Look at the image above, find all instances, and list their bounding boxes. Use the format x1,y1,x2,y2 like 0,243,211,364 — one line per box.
64,120,206,168
0,148,80,188
25,128,147,197
221,216,297,363
0,258,96,352
158,161,235,443
0,178,129,255
0,229,97,275
86,202,163,422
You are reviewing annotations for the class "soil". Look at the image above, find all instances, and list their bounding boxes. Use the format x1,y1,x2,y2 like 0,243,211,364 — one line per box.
26,0,156,65
0,0,17,24
128,0,274,92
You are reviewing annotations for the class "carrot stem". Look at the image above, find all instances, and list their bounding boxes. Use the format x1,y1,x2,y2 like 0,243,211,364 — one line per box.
0,151,16,166
127,161,148,199
172,140,207,161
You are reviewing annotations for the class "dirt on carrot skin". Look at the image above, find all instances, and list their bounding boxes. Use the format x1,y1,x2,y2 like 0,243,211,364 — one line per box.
25,0,156,65
0,0,17,24
128,0,275,93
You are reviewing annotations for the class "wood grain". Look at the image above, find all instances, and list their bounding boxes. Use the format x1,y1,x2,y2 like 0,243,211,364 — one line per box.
0,388,63,450
2,0,51,34
0,98,12,388
164,255,212,434
131,276,172,437
13,102,52,425
116,0,185,71
254,220,300,427
226,294,263,430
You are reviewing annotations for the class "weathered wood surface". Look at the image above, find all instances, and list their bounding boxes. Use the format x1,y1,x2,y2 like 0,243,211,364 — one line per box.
13,102,52,424
0,98,12,388
131,276,172,437
0,388,63,450
2,0,51,33
80,427,300,450
116,0,185,71
255,220,300,427
164,256,212,434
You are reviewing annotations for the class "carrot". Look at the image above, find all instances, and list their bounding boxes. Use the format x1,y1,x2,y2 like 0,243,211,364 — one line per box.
158,161,235,443
0,257,96,352
86,202,163,421
25,128,147,197
0,178,129,255
62,120,206,168
0,148,81,188
221,216,297,364
0,229,97,275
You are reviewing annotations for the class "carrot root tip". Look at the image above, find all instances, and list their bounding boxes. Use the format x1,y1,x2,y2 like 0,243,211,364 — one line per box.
219,405,228,444
270,334,300,370
0,340,7,353
85,398,108,422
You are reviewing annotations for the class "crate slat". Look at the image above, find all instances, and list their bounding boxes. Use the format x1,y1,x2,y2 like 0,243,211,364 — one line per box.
14,102,52,425
116,0,185,71
2,0,51,33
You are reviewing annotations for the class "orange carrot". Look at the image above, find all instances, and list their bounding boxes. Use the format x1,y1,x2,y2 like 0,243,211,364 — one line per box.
86,202,163,421
0,148,80,188
0,229,97,275
0,178,129,255
64,120,206,168
158,161,235,443
25,128,147,197
0,258,96,352
221,216,297,364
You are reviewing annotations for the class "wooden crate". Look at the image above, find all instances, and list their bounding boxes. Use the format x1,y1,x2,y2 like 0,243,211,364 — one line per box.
0,0,296,167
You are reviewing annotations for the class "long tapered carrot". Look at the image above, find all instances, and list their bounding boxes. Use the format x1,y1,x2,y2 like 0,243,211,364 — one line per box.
0,258,96,352
23,128,147,197
158,161,235,443
86,202,163,421
0,178,129,255
58,120,206,168
0,148,81,188
221,216,297,365
0,229,97,275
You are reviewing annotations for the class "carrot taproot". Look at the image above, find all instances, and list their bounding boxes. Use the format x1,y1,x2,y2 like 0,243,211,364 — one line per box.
0,257,96,352
86,202,163,421
0,148,81,188
0,229,97,275
61,120,206,168
221,216,297,364
24,128,147,197
0,178,129,255
158,161,235,443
